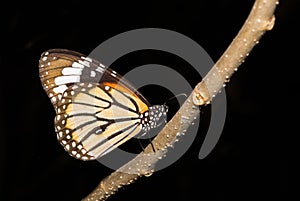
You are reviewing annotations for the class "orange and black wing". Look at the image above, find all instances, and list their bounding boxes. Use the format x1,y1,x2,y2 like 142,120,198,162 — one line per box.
39,49,150,160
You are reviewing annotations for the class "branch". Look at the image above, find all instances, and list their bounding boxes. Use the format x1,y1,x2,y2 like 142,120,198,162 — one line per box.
82,0,279,200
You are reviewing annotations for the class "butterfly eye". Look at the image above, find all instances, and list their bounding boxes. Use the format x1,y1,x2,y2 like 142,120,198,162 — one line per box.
39,49,168,160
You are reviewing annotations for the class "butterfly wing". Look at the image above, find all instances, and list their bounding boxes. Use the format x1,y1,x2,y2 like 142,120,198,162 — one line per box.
39,49,150,160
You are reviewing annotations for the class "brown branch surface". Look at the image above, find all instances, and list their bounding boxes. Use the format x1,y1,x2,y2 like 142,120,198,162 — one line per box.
82,0,279,200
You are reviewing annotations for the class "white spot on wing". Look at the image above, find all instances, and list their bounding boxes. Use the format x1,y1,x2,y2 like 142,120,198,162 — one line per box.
91,71,96,77
62,67,82,76
51,97,57,102
96,66,104,73
72,141,76,148
54,75,80,85
65,144,70,150
72,62,84,68
53,85,68,94
78,60,90,67
82,56,92,62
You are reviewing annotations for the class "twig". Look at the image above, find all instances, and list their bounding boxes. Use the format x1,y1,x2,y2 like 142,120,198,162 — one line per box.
82,0,279,200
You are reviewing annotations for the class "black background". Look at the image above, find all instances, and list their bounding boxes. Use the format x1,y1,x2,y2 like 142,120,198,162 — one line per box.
0,0,296,200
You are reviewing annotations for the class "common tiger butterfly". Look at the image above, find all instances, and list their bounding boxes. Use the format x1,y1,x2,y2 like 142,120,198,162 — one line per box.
39,49,168,161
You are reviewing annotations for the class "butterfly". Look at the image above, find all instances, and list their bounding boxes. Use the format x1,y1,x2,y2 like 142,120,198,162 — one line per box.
39,49,168,161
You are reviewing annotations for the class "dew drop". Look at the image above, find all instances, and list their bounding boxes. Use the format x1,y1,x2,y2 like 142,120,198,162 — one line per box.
193,92,205,106
144,170,154,177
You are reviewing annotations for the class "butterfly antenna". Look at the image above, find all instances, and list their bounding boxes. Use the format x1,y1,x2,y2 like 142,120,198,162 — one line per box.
163,93,187,106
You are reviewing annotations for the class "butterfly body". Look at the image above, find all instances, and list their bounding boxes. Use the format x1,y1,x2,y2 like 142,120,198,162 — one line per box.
39,49,167,160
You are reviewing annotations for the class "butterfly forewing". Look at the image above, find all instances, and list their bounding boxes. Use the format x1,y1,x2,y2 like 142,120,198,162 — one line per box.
39,49,162,160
